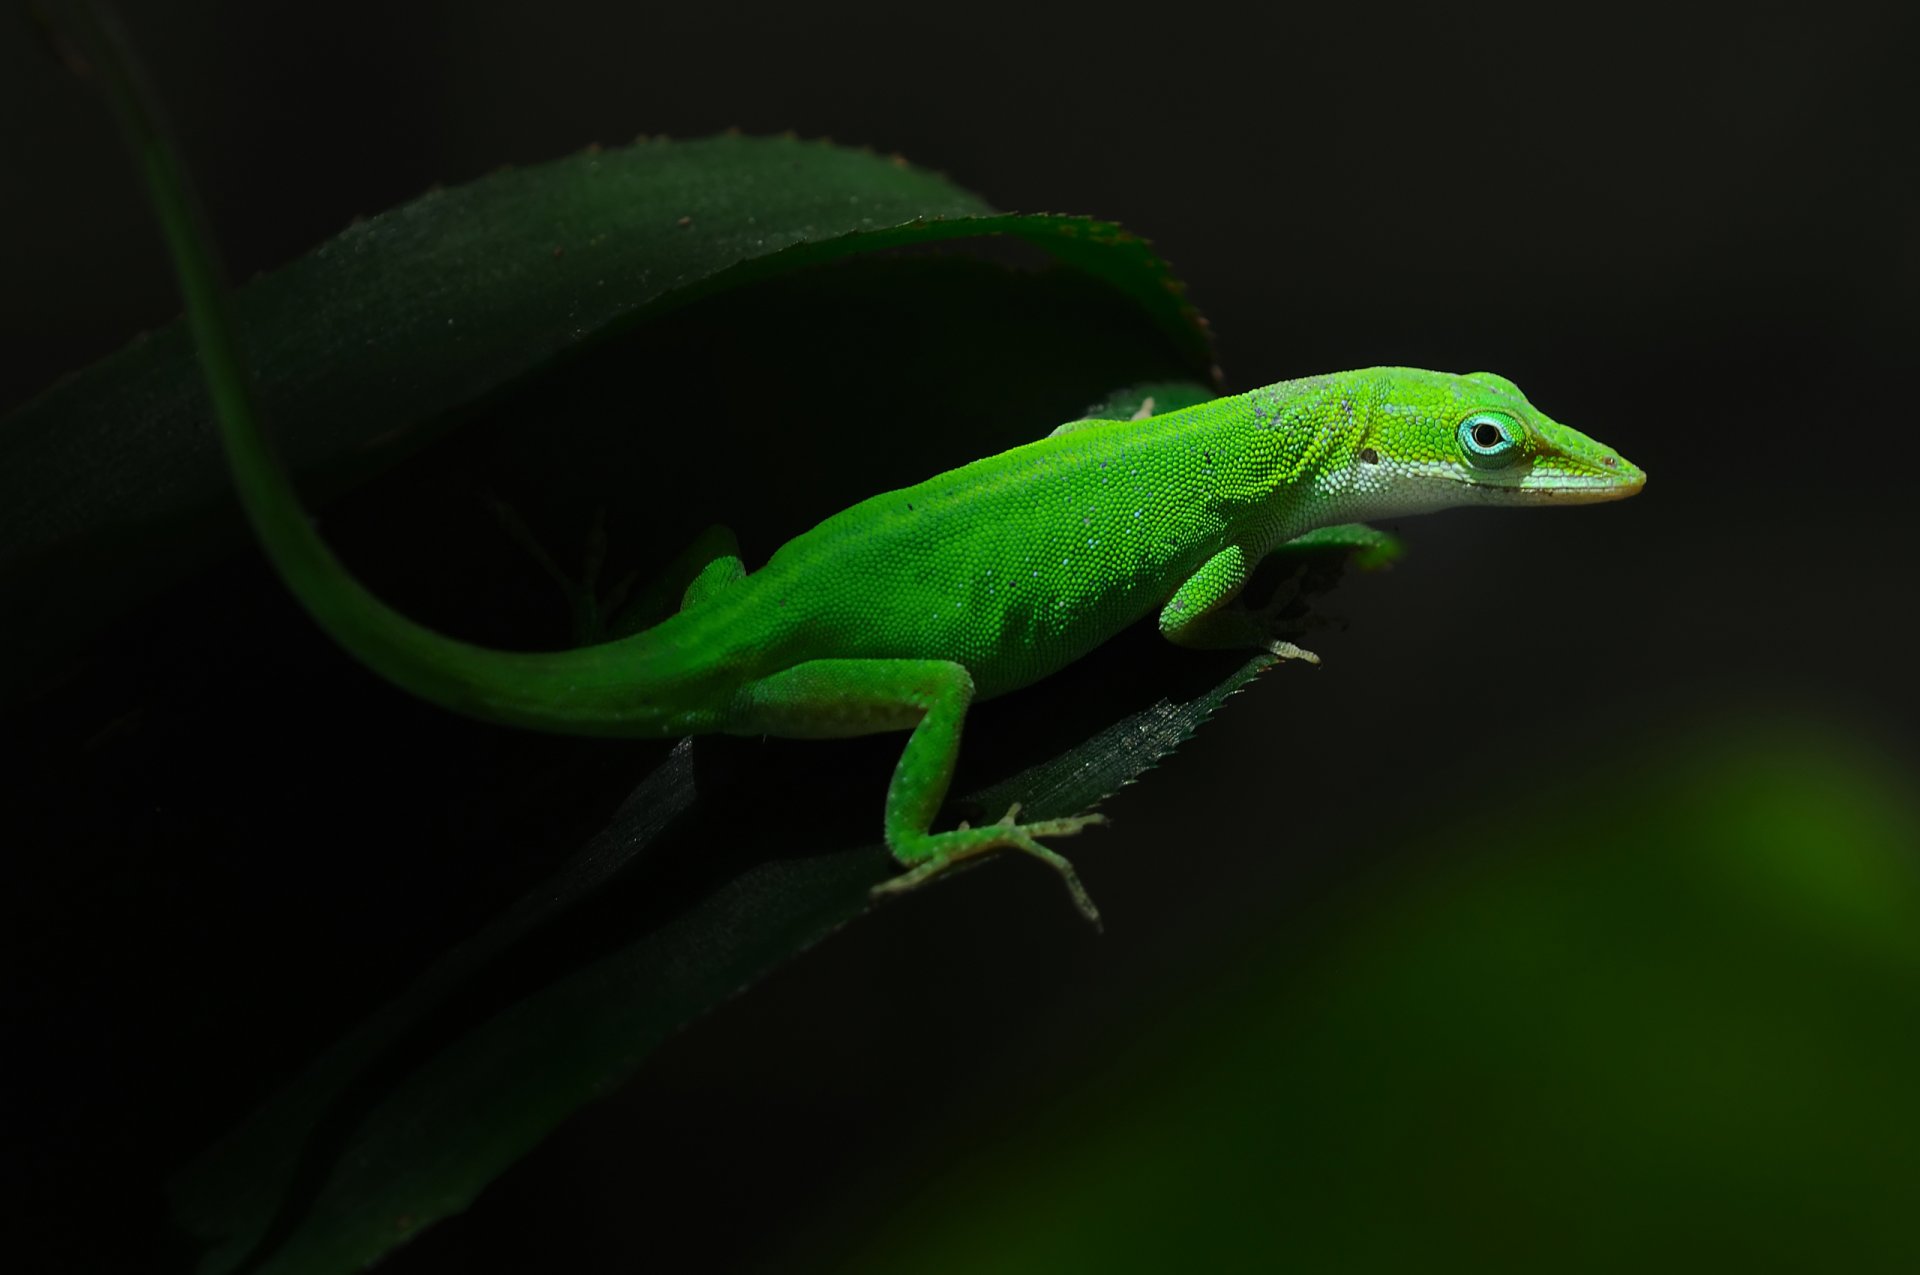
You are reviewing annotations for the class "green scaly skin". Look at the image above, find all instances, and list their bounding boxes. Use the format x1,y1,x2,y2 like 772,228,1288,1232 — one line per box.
83,13,1645,926
243,369,1646,926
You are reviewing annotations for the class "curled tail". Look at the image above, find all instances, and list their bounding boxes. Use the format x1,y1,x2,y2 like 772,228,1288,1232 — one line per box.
72,9,693,739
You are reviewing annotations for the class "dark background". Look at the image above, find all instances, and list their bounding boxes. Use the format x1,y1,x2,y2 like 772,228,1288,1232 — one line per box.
4,2,1917,1272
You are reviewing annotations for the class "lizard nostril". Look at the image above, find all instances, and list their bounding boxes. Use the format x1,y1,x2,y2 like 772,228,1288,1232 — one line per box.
1358,447,1379,464
1602,455,1618,467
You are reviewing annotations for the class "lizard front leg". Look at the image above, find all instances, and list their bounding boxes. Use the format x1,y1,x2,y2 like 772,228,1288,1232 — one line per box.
1271,522,1401,571
732,659,1106,925
1159,544,1320,663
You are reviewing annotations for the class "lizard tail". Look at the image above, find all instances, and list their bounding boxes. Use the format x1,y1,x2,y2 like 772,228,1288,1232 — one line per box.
74,8,696,739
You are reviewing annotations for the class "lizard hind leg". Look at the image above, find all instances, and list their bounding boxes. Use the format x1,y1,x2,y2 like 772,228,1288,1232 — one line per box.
606,524,745,637
482,495,629,645
480,502,747,644
731,658,1108,926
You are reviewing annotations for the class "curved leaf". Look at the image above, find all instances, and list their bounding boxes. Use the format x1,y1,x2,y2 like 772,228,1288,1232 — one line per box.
157,486,1396,1273
166,627,1294,1275
0,133,1211,700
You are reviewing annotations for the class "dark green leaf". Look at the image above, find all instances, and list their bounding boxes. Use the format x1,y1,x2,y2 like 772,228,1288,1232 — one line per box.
0,134,1210,700
166,542,1371,1275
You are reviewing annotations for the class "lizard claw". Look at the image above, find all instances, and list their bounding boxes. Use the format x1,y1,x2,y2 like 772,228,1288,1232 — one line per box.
1265,639,1321,664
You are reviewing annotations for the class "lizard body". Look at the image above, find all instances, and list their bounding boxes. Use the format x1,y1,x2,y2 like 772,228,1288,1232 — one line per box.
209,366,1645,922
92,36,1645,921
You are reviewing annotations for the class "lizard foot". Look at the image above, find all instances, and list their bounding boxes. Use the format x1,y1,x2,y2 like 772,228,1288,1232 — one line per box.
872,802,1109,929
1248,568,1321,663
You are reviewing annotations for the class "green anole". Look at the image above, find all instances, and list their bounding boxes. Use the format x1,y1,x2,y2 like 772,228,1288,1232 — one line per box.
228,367,1645,923
89,24,1645,928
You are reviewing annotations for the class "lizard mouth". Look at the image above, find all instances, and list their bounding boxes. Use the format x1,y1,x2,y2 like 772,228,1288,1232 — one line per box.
1520,469,1647,502
1426,458,1646,504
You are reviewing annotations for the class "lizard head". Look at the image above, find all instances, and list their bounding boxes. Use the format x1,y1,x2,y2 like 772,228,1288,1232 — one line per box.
1350,368,1646,513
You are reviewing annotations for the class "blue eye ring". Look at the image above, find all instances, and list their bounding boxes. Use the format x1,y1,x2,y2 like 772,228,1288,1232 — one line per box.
1457,412,1521,468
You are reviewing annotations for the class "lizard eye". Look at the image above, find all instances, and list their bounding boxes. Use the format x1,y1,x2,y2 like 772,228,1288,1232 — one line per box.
1457,412,1520,468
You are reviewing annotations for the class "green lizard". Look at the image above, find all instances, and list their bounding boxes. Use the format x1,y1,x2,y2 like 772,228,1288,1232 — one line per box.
92,25,1645,927
219,365,1643,924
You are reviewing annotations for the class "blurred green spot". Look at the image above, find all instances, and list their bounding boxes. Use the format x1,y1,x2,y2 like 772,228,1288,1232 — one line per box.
832,719,1920,1275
